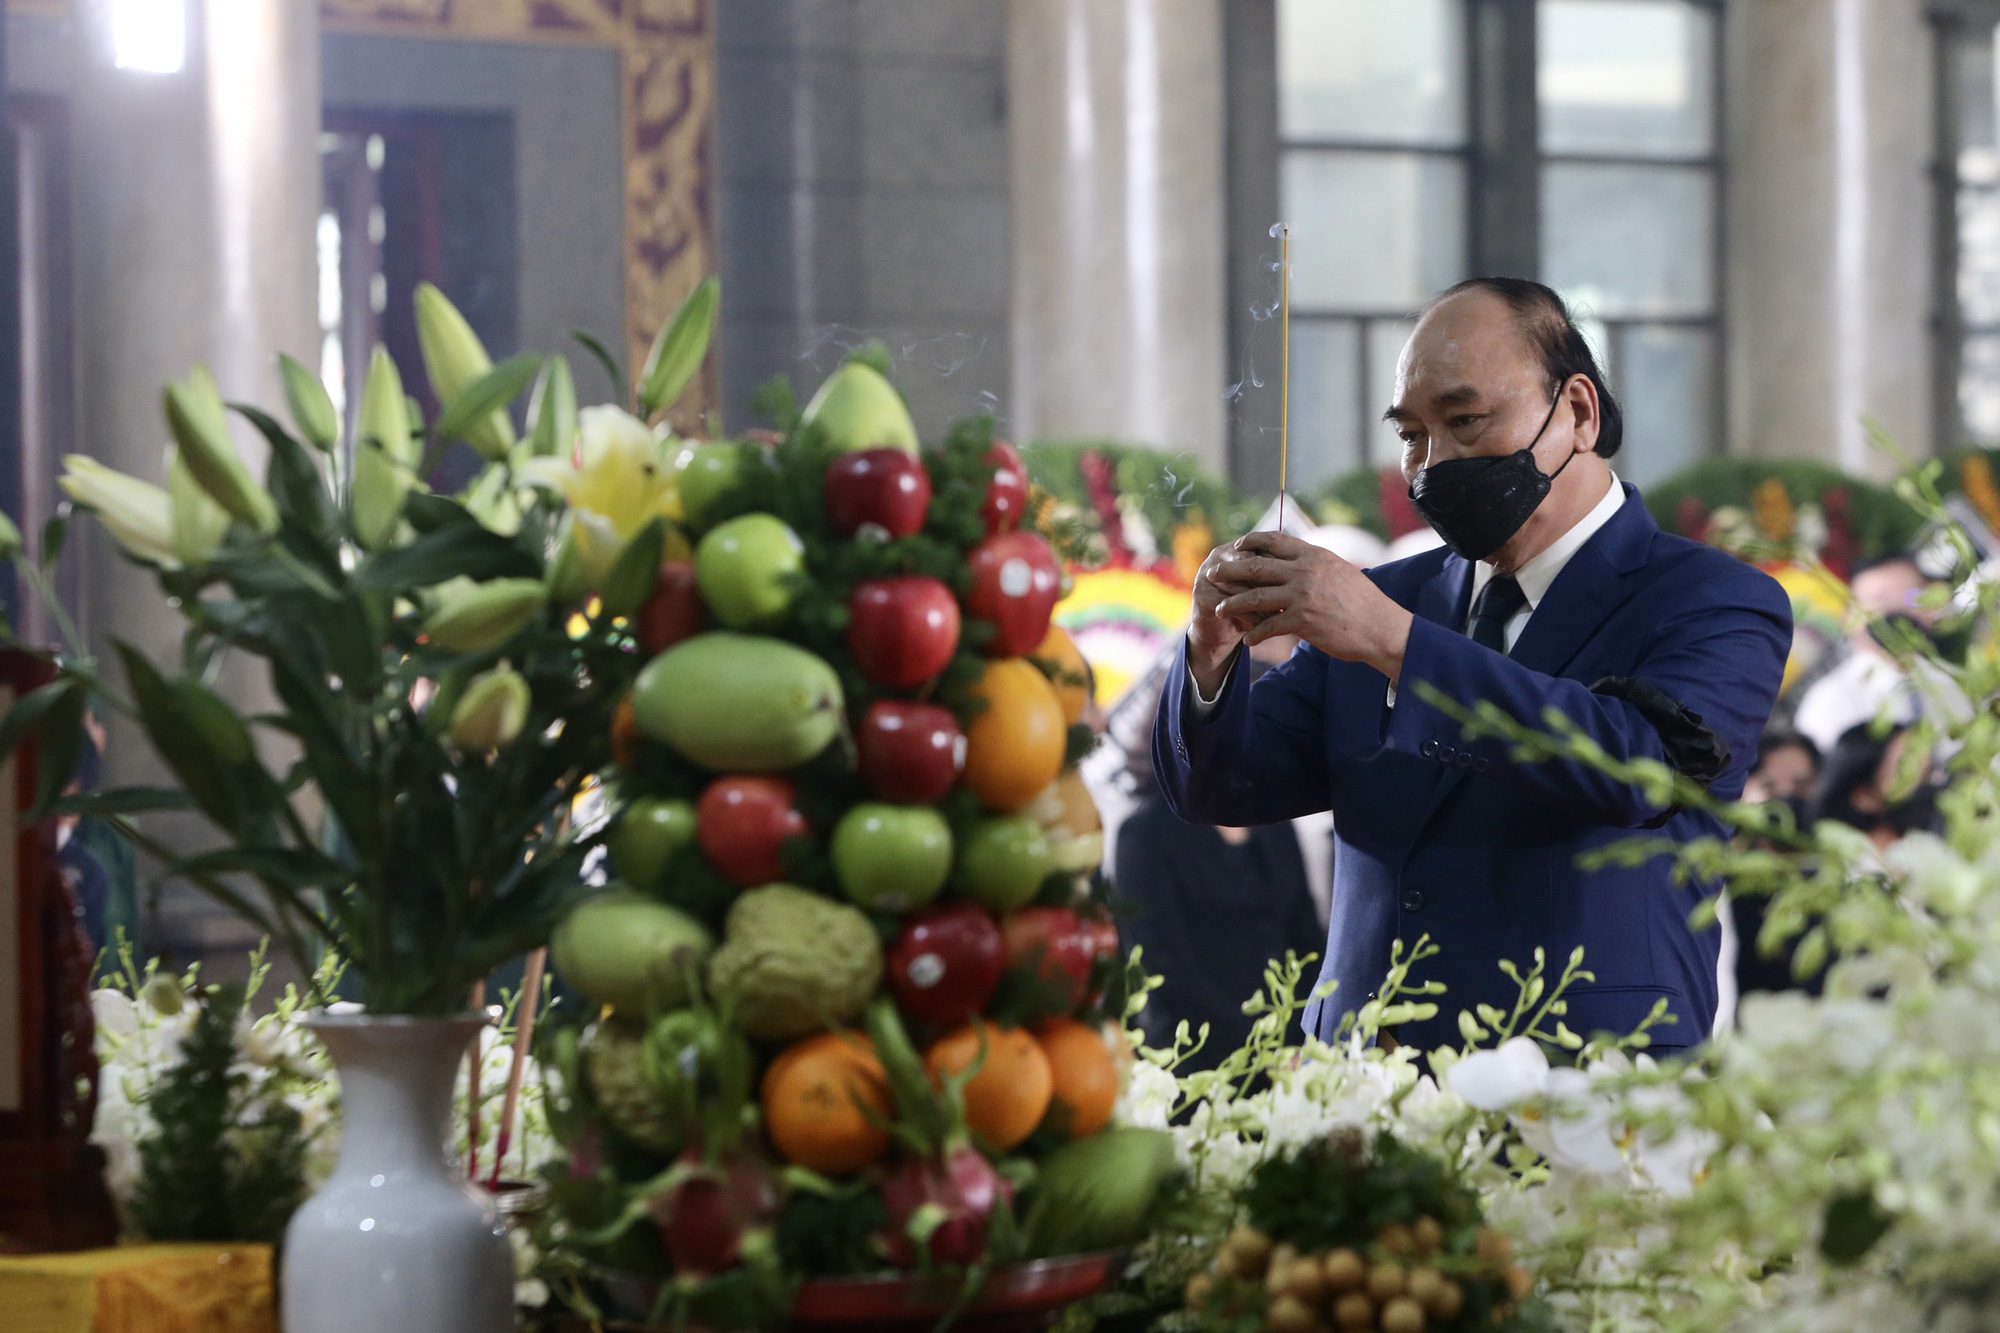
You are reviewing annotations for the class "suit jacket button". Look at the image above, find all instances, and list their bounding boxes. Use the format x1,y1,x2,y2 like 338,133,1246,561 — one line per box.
1401,889,1425,912
1175,740,1188,759
1456,751,1476,770
1437,744,1457,763
1474,757,1490,774
1420,739,1438,758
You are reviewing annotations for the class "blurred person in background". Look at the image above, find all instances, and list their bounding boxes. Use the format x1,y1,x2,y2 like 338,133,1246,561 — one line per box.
1742,731,1821,811
1808,723,1942,850
1793,555,1940,755
1114,645,1325,1071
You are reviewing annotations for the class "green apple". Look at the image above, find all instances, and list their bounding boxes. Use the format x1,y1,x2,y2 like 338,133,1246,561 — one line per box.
950,815,1052,912
610,797,697,893
832,803,952,912
695,513,805,629
678,441,746,530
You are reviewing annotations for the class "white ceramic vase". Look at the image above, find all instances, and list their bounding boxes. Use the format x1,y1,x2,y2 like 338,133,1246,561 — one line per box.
282,1013,514,1333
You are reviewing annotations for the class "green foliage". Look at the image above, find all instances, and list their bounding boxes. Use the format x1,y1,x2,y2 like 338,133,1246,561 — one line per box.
1242,1133,1477,1254
128,983,310,1245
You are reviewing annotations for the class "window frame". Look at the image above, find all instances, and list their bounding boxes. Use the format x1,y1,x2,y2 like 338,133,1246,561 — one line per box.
1929,0,2000,448
1227,0,1726,488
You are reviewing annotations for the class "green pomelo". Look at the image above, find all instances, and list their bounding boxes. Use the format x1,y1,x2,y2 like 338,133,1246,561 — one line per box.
800,362,919,454
631,632,844,772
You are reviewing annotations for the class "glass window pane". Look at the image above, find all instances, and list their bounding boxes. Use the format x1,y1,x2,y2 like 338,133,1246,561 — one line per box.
1366,319,1417,466
1614,324,1713,487
1288,319,1363,486
1278,0,1466,147
1283,151,1467,310
1962,334,2000,443
1543,162,1713,318
1960,187,2000,326
1539,0,1714,157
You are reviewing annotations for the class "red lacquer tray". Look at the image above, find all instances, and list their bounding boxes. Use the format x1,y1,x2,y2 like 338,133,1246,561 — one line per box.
599,1250,1121,1333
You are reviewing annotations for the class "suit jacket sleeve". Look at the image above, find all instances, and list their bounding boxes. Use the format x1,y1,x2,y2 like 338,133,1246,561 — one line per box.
1152,639,1337,827
1387,569,1792,825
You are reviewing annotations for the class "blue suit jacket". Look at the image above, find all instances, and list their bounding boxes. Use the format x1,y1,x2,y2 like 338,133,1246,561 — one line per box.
1152,486,1792,1054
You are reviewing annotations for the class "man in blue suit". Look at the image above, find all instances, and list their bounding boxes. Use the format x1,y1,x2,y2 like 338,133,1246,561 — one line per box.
1154,279,1791,1056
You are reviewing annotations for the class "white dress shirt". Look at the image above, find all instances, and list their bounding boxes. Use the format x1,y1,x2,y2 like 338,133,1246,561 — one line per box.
1191,472,1626,714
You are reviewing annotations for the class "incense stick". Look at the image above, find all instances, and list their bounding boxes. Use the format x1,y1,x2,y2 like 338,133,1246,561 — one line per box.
488,949,547,1188
467,977,486,1180
1277,223,1291,532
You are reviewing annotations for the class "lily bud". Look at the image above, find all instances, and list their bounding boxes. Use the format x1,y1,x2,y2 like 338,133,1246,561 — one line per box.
58,456,178,567
0,510,20,562
358,345,418,468
423,576,547,653
166,445,229,567
163,366,279,535
449,661,531,751
415,282,516,460
351,439,418,550
278,353,340,452
527,355,578,458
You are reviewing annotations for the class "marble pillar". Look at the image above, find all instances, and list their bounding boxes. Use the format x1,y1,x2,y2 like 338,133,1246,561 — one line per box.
1007,0,1228,471
67,0,320,953
1725,0,1933,475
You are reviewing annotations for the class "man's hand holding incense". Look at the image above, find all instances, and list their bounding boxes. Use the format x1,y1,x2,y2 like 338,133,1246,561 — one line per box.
1190,532,1414,695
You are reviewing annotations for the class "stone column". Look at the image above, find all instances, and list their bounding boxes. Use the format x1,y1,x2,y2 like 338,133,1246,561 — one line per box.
67,0,320,955
1724,0,1932,475
1007,0,1228,471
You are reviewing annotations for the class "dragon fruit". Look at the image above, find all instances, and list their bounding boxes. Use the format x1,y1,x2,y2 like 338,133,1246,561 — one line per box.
880,1144,1014,1268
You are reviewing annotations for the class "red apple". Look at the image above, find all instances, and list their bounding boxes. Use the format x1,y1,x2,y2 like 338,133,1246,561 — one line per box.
966,531,1061,659
886,903,1005,1029
857,700,965,804
980,442,1028,535
847,576,962,689
1001,906,1097,1012
697,776,808,886
825,448,933,540
637,561,705,656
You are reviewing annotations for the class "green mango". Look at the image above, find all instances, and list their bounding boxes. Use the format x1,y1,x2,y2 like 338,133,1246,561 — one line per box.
631,631,844,772
800,362,919,453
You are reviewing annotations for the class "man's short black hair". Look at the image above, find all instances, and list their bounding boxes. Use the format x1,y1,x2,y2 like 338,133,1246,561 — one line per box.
1433,276,1625,459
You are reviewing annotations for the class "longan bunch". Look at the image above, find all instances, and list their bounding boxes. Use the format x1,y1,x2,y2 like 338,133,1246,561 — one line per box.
1184,1219,1535,1333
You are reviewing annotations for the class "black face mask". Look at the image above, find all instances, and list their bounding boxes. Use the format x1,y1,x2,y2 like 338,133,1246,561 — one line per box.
1408,390,1572,562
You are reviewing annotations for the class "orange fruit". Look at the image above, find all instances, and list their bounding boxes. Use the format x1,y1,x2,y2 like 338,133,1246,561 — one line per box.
1029,625,1092,725
761,1031,893,1174
924,1021,1053,1151
1036,1019,1119,1138
962,658,1067,813
610,692,641,769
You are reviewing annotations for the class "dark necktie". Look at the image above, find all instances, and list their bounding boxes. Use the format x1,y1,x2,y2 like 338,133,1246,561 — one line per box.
1468,574,1528,653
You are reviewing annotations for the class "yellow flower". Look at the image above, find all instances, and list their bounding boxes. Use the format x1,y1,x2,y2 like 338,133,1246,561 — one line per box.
523,406,681,541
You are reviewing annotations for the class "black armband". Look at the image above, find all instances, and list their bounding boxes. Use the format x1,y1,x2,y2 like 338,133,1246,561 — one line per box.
1588,676,1732,789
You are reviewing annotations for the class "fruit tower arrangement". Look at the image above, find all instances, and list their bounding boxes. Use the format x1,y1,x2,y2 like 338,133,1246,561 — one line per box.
537,352,1177,1326
1184,1133,1546,1333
